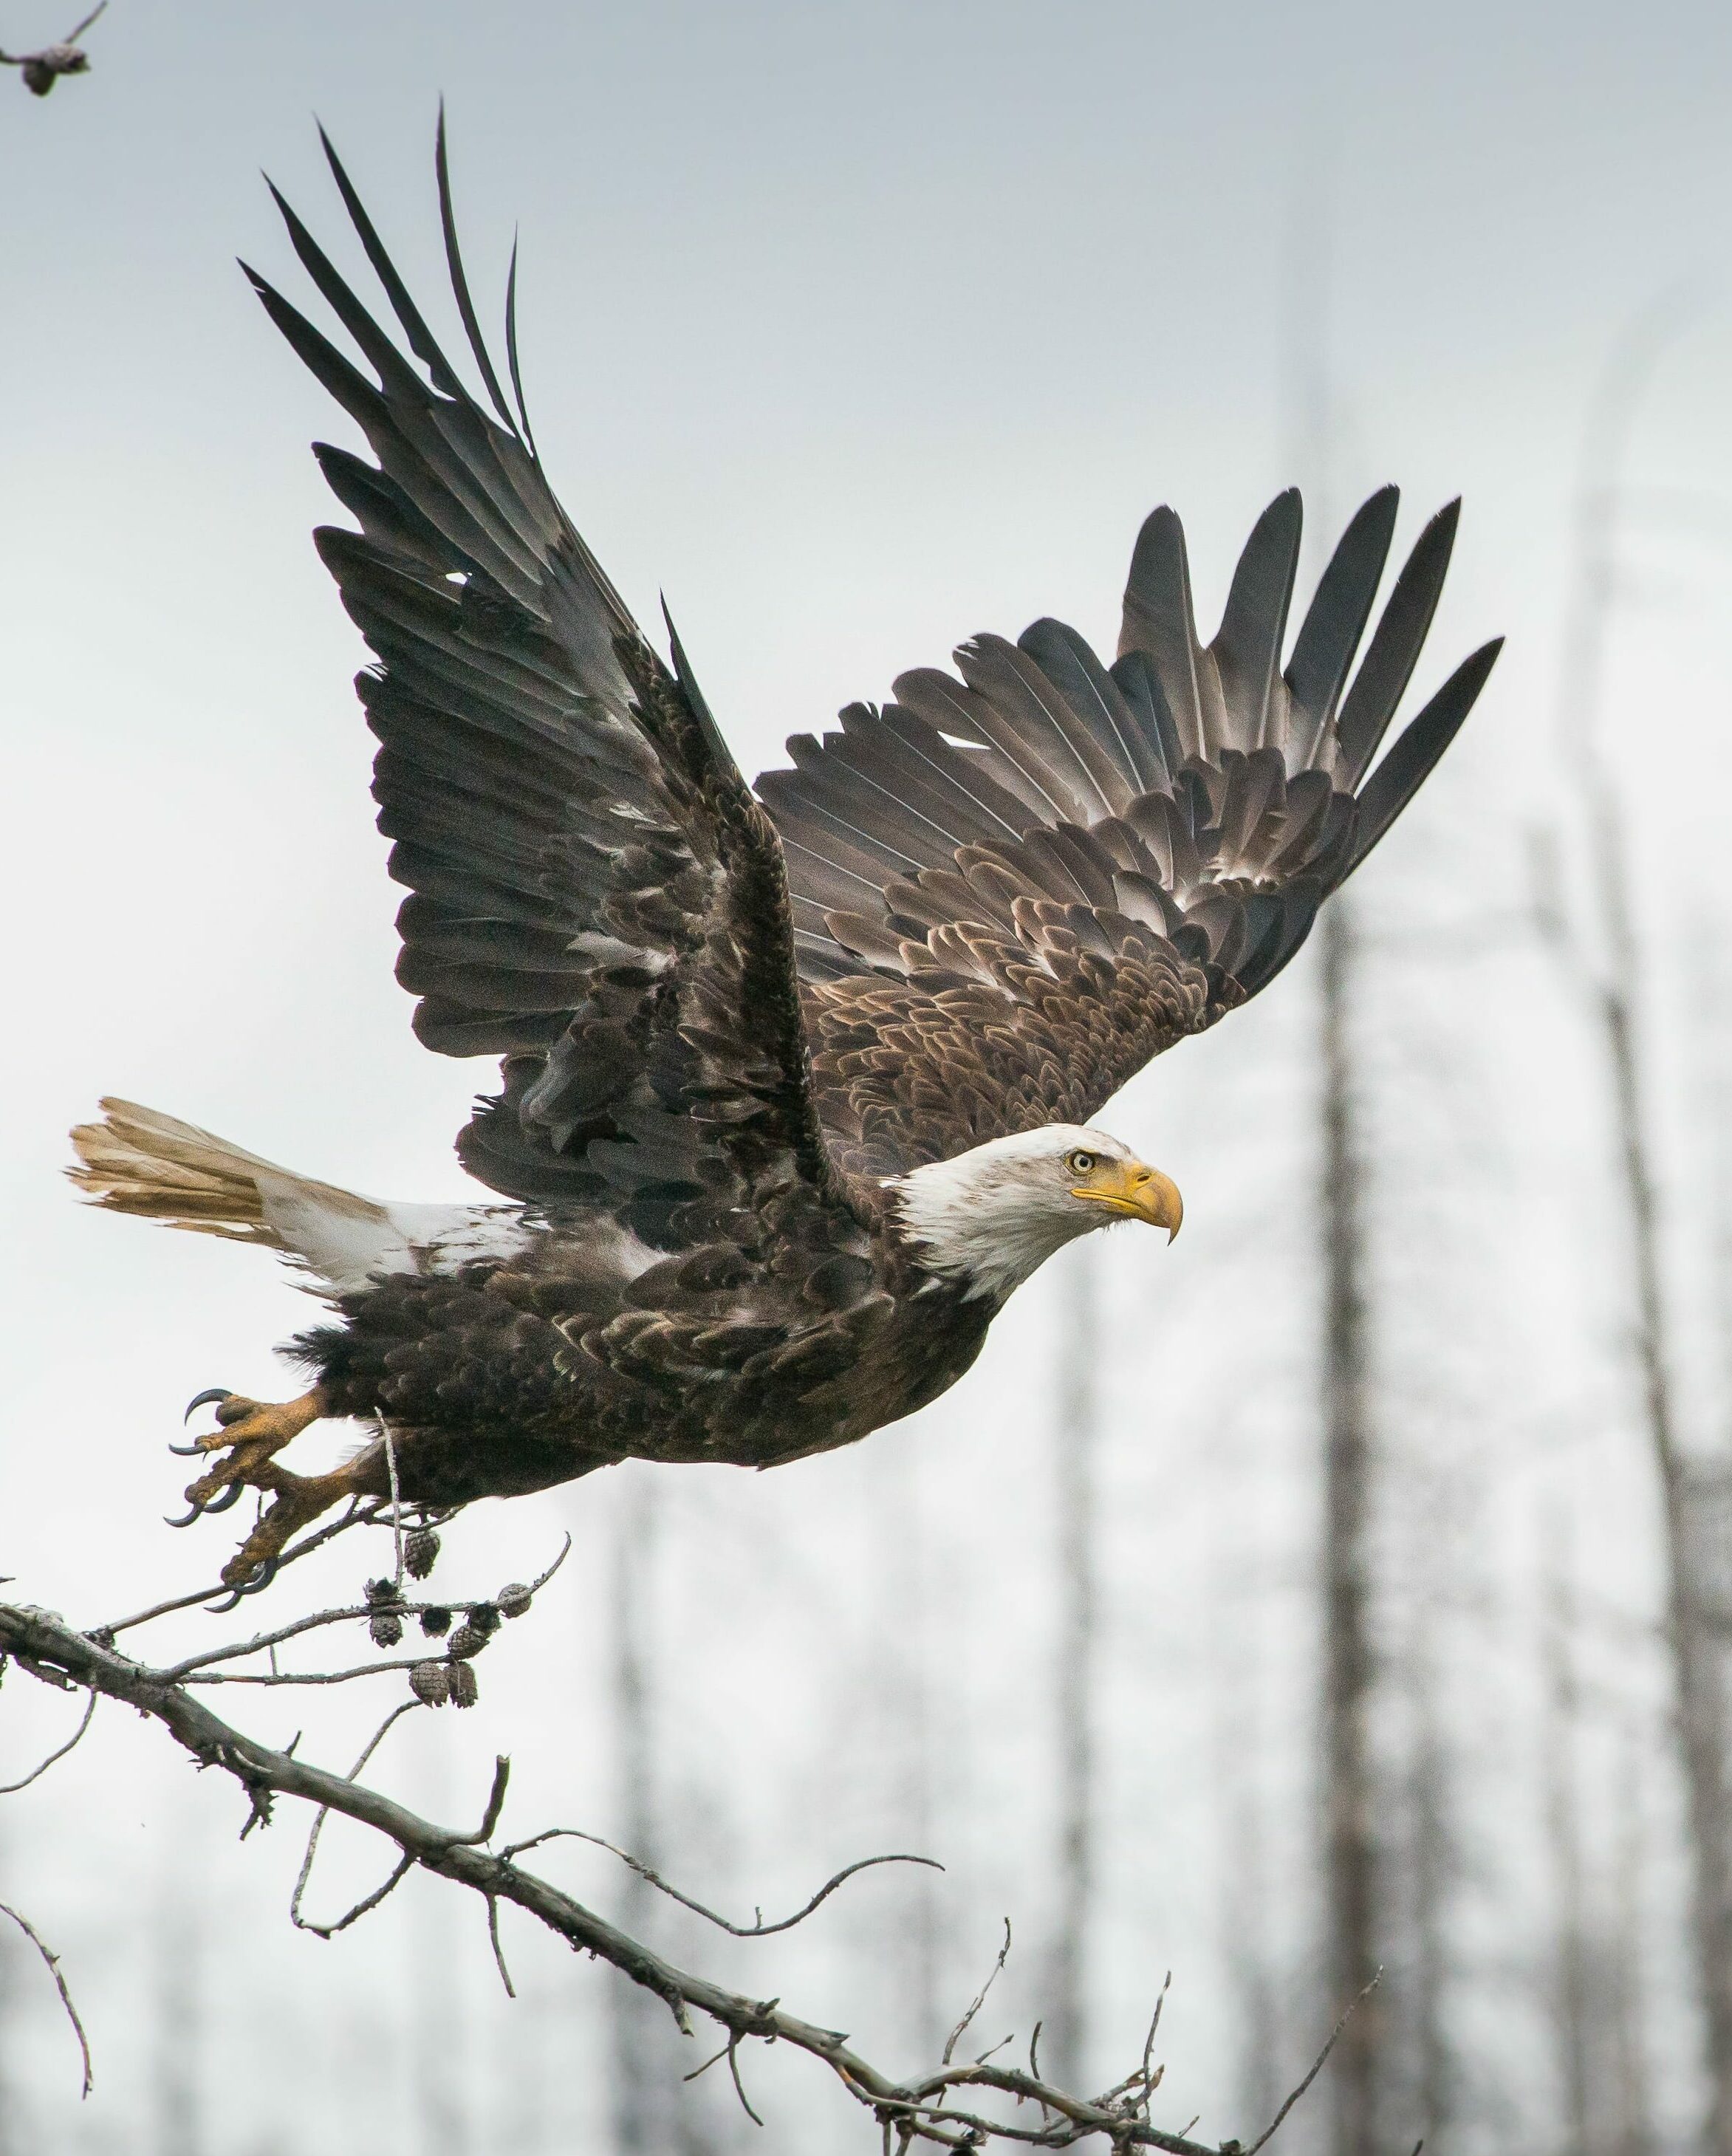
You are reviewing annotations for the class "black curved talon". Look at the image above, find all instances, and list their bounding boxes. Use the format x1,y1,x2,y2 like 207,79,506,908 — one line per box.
205,1558,279,1610
174,1387,239,1455
165,1479,244,1528
202,1554,278,1615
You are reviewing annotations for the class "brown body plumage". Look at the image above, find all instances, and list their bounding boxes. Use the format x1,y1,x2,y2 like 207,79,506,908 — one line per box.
299,1199,990,1499
67,127,1499,1589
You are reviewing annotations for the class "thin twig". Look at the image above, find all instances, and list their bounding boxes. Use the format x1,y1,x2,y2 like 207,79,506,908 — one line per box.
0,1685,95,1794
309,1851,416,1940
162,1533,572,1681
162,1601,397,1682
943,1920,1012,2065
383,1427,404,1590
98,1499,397,1637
0,1900,92,2096
527,1534,574,1595
448,1756,510,1847
497,1828,940,1937
1244,1971,1382,2156
290,1701,422,1935
486,1893,516,1998
727,2030,764,2127
183,1654,439,1687
1140,1974,1172,2116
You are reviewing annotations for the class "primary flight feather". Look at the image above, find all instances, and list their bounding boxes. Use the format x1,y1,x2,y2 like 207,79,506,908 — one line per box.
69,126,1501,1592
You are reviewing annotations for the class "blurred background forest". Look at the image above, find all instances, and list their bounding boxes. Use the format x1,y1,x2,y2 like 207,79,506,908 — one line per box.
4,2,1732,2152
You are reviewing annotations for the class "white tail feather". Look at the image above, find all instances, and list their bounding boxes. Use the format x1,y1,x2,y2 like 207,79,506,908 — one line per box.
66,1098,527,1293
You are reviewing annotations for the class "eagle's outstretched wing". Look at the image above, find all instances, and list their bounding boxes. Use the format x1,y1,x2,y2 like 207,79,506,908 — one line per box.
759,490,1500,1177
256,126,853,1249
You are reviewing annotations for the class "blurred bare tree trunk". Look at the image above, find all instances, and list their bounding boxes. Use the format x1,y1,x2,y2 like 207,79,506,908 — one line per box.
607,1475,732,2156
1047,1239,1100,2095
1592,813,1732,2155
154,1886,200,2156
1408,1631,1454,2152
412,1746,469,2156
1208,1602,1284,2129
1541,1549,1654,2156
1543,1522,1593,2156
611,1471,665,2156
1560,290,1732,2156
1286,154,1392,2156
1611,1725,1655,2156
1319,900,1383,2156
877,1441,942,2055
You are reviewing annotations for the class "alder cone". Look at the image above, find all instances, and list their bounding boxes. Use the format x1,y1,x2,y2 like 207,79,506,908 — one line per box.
404,1529,440,1580
410,1660,450,1706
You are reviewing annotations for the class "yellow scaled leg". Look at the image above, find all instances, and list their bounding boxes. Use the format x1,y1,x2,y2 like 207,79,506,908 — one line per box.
215,1455,374,1588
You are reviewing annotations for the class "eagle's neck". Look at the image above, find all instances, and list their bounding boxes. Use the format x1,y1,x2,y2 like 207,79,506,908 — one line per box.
886,1147,1096,1304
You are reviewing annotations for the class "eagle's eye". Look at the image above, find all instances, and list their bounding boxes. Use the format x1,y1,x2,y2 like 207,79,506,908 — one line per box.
1065,1149,1095,1177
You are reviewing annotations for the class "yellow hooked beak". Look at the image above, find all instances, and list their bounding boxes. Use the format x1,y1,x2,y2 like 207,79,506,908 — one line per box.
1070,1159,1184,1242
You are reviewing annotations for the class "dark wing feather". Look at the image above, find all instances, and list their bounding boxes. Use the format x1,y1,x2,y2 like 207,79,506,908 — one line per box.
1283,485,1399,765
261,134,857,1248
1346,640,1502,869
759,490,1499,1177
1333,499,1461,789
1209,487,1302,753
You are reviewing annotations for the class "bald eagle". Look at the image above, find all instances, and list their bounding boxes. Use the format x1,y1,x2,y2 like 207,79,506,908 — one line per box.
69,131,1500,1592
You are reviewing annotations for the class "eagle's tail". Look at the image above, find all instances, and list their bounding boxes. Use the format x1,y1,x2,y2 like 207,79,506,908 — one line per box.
67,1098,524,1296
67,1098,304,1250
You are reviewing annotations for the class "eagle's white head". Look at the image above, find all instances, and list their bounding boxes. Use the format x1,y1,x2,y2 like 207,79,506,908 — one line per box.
888,1124,1182,1304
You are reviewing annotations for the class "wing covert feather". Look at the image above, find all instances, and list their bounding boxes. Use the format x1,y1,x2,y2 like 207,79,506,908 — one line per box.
759,490,1499,1177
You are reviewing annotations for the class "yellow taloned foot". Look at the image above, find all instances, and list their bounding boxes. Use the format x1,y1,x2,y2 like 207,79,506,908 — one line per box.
217,1459,372,1588
169,1384,347,1590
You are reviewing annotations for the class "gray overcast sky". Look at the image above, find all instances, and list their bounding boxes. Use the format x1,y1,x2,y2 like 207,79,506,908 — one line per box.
4,5,1732,2149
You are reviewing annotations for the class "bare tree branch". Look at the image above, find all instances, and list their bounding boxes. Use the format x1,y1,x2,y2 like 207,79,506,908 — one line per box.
944,1919,1012,2065
0,1595,1273,2152
499,1826,942,1938
1242,1974,1382,2156
486,1892,516,1999
0,1897,92,2096
290,1700,422,1935
0,1683,95,1793
157,1534,567,1682
96,1497,424,1639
